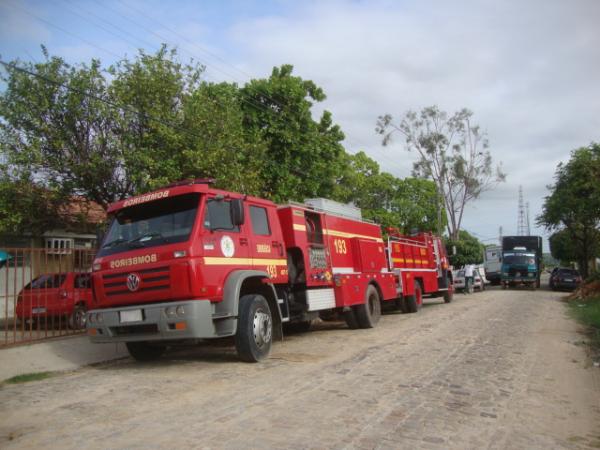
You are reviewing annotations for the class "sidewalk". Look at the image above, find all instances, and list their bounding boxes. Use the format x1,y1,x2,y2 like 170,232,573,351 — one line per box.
0,336,128,382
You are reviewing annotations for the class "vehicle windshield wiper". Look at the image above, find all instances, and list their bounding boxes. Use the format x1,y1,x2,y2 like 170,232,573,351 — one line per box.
101,238,128,249
128,232,168,247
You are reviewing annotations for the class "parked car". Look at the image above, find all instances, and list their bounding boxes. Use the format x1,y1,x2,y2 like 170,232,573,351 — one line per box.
0,250,13,268
550,268,582,291
16,272,93,329
453,268,485,293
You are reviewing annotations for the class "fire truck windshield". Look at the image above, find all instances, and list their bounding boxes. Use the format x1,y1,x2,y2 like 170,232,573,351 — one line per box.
97,193,200,257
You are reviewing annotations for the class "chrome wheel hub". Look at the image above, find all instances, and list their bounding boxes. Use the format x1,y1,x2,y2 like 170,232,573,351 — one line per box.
252,309,272,348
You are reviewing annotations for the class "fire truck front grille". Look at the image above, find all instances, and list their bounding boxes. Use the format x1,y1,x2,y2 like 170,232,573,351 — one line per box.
103,266,170,296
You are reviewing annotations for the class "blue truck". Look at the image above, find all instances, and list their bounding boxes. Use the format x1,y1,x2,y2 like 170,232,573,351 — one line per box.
501,236,542,290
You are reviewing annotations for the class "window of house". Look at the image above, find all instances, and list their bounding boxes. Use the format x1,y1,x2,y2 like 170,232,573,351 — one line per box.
250,206,271,236
45,238,74,254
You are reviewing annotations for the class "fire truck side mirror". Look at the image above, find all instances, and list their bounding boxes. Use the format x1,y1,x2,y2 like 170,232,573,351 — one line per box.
230,198,245,226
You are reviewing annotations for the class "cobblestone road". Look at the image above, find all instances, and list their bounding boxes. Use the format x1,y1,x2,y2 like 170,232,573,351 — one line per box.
1,287,599,449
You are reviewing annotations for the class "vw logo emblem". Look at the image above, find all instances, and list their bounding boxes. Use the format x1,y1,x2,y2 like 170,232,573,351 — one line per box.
126,273,141,292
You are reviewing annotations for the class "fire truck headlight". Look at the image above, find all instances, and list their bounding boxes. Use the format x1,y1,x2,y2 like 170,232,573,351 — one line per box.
176,305,186,317
93,262,101,271
173,250,187,258
165,306,177,318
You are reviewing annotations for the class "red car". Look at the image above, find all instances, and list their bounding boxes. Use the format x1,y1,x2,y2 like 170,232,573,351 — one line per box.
16,272,93,329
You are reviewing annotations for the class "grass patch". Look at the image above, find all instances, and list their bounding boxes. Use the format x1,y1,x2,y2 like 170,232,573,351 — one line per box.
3,371,56,385
569,295,600,350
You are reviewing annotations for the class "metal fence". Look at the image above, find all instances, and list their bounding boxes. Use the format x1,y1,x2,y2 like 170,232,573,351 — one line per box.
1,247,96,347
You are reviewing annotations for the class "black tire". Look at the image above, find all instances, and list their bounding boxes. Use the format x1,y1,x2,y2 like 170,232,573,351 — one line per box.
69,304,87,330
355,285,381,328
405,282,423,313
344,309,360,329
235,294,273,362
283,320,311,334
126,342,166,361
443,286,453,303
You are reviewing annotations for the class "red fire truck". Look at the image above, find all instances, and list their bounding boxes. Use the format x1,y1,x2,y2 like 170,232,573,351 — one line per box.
87,180,453,362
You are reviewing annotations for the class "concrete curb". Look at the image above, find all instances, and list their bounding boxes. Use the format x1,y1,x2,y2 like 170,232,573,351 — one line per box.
0,336,129,381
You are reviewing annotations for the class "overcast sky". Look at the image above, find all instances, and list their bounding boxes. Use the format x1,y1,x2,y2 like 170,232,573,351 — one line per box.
1,0,599,249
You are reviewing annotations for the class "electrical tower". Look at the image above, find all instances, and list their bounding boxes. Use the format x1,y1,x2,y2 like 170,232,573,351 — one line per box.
517,186,528,236
526,201,531,235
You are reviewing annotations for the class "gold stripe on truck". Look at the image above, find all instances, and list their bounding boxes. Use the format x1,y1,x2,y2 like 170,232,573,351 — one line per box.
203,257,287,266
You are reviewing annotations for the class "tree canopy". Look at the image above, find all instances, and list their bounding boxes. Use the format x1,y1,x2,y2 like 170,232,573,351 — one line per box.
444,230,484,268
1,47,452,238
538,143,600,277
376,106,505,240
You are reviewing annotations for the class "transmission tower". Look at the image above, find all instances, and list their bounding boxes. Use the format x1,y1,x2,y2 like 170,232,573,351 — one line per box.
526,201,531,235
517,186,528,236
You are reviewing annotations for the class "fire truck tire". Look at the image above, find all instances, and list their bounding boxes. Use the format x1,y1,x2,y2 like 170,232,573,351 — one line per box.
443,286,453,303
235,294,273,362
344,309,360,329
355,285,381,328
406,282,423,313
126,342,166,361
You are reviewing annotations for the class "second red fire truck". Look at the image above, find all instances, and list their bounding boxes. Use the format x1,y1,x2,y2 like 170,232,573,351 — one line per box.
87,180,453,362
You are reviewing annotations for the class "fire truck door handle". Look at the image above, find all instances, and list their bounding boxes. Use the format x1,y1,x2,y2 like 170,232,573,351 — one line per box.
239,238,248,246
272,241,283,256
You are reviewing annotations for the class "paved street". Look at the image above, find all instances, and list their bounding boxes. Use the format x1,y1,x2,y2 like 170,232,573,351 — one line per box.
1,286,599,449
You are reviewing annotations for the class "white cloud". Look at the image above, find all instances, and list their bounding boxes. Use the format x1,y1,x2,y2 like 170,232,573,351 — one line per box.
228,0,600,246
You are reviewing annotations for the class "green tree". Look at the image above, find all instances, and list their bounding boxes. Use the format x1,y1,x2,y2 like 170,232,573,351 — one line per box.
376,106,505,240
240,64,346,203
445,230,484,268
549,229,583,266
0,47,265,233
333,151,444,232
538,143,600,277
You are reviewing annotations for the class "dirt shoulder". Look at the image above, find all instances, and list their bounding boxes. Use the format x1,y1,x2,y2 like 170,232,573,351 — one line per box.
1,287,599,449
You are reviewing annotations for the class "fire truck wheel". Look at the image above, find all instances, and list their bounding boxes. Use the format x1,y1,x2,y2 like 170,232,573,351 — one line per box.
235,294,273,362
406,282,423,313
443,286,453,304
355,285,381,328
126,342,166,361
344,309,360,329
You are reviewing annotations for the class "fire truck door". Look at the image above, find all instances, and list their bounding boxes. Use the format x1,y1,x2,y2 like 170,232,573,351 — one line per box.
247,204,287,283
202,195,250,267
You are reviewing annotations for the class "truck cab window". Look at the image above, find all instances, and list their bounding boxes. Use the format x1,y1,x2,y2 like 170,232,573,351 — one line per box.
250,206,270,236
204,199,240,232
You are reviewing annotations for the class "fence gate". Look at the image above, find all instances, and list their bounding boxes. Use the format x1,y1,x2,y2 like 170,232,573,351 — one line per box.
1,248,95,347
